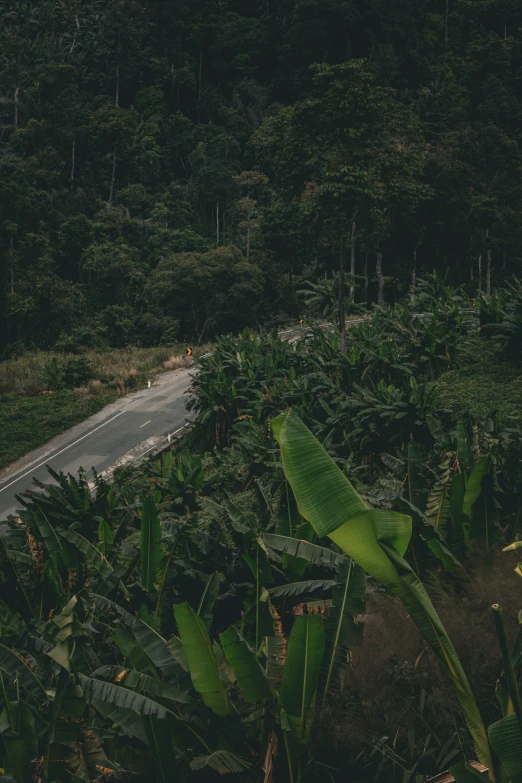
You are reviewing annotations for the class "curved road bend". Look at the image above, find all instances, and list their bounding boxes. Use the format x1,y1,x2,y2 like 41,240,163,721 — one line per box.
0,315,380,521
0,367,194,521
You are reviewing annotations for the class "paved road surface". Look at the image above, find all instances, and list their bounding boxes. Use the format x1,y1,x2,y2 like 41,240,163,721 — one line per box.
0,316,379,521
0,367,194,521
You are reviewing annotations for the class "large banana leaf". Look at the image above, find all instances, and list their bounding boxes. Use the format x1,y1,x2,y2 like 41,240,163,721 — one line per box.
279,614,324,744
450,471,469,552
58,528,113,578
0,538,32,619
91,700,148,743
144,716,178,783
93,595,179,681
426,453,452,537
457,420,474,477
464,457,496,544
141,497,162,592
2,702,35,783
220,626,272,702
488,714,522,782
450,762,489,781
22,506,62,557
2,736,32,783
0,644,48,702
268,579,336,598
91,666,191,704
272,410,493,773
463,457,490,518
189,751,251,773
96,556,138,597
174,602,230,717
79,674,172,718
197,572,221,628
263,533,348,568
113,626,157,677
97,519,113,557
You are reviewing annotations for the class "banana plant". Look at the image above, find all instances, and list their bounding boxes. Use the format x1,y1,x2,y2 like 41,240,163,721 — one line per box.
174,601,326,782
425,420,503,557
12,467,133,609
143,451,205,512
0,595,122,782
172,516,366,782
440,598,522,783
271,409,498,776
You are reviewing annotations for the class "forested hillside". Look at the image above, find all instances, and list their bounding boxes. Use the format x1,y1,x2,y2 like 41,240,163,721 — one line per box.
2,0,522,355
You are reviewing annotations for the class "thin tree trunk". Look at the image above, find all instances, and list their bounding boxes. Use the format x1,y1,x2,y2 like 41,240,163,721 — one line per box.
246,228,250,261
339,235,346,355
70,136,75,191
478,253,482,294
198,48,202,123
502,249,506,270
115,64,119,107
9,236,14,294
109,148,117,206
349,219,356,304
363,252,368,303
223,208,226,244
485,229,491,295
216,202,219,245
13,86,19,130
410,249,417,305
377,251,384,305
470,262,474,281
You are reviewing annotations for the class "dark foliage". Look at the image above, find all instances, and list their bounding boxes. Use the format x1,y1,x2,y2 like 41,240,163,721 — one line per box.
2,0,522,354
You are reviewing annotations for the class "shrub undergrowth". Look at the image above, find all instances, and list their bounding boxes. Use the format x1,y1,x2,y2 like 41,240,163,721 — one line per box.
1,279,521,782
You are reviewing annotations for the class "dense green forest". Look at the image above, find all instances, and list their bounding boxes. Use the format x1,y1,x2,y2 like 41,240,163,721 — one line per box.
3,2,522,781
2,0,522,355
2,280,522,782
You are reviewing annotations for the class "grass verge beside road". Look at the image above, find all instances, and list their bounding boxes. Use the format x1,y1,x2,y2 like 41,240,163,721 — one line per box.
0,344,210,470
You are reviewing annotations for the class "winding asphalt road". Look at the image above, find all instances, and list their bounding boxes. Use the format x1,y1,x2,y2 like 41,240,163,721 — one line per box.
0,367,194,521
0,317,377,521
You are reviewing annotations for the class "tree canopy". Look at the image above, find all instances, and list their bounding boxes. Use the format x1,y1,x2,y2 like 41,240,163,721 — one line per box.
1,0,522,354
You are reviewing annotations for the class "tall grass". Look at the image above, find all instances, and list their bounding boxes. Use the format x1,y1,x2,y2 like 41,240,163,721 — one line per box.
0,343,211,469
0,344,211,397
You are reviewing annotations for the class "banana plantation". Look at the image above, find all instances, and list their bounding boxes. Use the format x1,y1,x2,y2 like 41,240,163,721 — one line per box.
2,277,522,783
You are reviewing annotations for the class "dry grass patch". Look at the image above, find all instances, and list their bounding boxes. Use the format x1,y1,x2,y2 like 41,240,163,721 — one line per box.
0,343,212,398
0,342,212,468
163,355,186,370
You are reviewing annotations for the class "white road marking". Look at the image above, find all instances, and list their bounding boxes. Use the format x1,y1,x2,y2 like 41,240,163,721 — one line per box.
139,420,151,428
0,410,128,494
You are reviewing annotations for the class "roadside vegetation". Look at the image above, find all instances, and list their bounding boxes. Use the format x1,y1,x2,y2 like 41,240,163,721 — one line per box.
1,277,522,782
0,344,210,470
